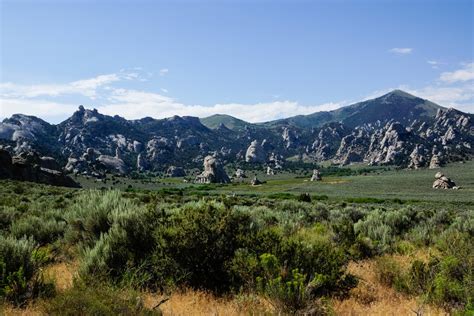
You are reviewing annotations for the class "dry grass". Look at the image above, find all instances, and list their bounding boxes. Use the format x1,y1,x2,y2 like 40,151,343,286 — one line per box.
332,258,447,316
143,290,274,315
43,261,78,292
1,254,449,316
1,303,43,316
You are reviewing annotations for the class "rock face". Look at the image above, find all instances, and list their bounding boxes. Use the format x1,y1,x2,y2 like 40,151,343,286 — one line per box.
429,154,442,169
245,140,266,163
432,172,457,189
166,166,186,177
195,156,230,184
310,169,322,181
0,149,80,187
408,145,427,169
97,154,127,174
0,91,473,173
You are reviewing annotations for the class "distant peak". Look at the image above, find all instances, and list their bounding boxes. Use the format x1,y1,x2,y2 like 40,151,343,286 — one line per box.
384,89,417,99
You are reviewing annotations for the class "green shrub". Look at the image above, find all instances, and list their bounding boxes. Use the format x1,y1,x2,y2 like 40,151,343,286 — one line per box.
0,206,19,231
0,236,54,306
256,253,329,314
11,216,66,245
375,256,409,293
44,282,159,316
297,193,311,203
65,190,137,248
80,205,156,283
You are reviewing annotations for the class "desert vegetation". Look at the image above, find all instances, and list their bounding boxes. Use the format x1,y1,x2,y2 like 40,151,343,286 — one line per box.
0,172,473,315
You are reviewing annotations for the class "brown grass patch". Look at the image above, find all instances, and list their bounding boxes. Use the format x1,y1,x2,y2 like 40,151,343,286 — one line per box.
43,261,78,292
143,289,273,315
332,259,447,316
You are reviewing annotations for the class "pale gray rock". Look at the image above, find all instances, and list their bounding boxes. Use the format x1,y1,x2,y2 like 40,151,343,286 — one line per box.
97,154,127,174
432,172,457,189
266,166,275,175
429,154,442,169
136,153,148,172
195,155,230,183
245,140,266,163
310,169,322,181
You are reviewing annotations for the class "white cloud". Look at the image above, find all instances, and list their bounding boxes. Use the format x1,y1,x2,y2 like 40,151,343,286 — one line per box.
97,88,343,122
427,60,442,69
389,47,413,55
159,68,169,76
2,64,473,125
0,98,77,121
439,63,474,83
0,73,127,99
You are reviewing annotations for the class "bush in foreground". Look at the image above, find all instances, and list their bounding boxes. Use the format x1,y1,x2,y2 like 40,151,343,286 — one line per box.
0,236,54,306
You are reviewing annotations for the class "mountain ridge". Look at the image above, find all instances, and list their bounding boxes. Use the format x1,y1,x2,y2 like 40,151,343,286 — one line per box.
1,90,472,177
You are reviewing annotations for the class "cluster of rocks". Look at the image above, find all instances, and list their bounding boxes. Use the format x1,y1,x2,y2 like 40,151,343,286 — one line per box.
0,149,79,187
432,172,458,189
65,147,127,176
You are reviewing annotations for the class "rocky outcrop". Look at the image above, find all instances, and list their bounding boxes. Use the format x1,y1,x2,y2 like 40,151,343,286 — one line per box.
0,149,80,187
136,153,148,172
234,169,246,179
195,156,230,184
432,172,457,189
407,145,427,169
245,140,266,163
266,166,275,175
310,169,322,181
0,92,472,173
282,127,298,148
97,154,127,175
251,176,264,186
333,128,370,165
166,166,186,177
311,123,348,161
429,153,442,169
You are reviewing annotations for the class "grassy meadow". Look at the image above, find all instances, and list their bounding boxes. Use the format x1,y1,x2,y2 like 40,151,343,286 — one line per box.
1,162,473,315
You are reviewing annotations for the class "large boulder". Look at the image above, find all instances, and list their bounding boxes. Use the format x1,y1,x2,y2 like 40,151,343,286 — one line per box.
310,169,322,181
97,155,127,174
250,176,264,186
195,155,230,184
245,140,266,163
432,172,457,189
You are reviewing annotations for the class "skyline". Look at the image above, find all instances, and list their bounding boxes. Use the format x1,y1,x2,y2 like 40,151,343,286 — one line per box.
1,0,473,123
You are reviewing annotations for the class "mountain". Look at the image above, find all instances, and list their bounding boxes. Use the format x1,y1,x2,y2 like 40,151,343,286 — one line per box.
0,90,472,179
266,90,444,128
200,114,254,131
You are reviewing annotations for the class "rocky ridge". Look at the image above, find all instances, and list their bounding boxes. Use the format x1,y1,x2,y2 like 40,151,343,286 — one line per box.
0,91,472,177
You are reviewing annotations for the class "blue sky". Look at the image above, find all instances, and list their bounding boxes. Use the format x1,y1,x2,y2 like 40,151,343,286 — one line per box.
1,0,473,123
